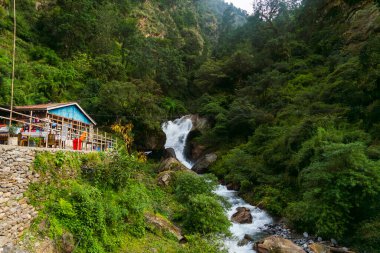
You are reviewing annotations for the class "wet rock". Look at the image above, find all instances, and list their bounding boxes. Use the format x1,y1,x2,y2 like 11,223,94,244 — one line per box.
254,235,306,253
192,153,217,174
231,207,252,224
163,148,177,159
238,238,250,246
303,232,309,238
157,158,188,173
309,243,330,253
184,130,205,161
244,234,255,242
226,183,240,191
183,115,209,161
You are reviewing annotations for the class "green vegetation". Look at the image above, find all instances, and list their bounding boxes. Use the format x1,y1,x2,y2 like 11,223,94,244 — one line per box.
196,0,380,251
27,151,228,252
1,0,380,251
0,0,246,149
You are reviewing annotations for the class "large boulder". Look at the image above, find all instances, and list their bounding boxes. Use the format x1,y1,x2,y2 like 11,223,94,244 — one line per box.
184,130,205,161
190,115,209,132
157,171,175,187
255,235,306,253
145,213,184,242
192,153,217,174
184,115,210,161
163,148,177,159
157,158,188,173
231,207,253,224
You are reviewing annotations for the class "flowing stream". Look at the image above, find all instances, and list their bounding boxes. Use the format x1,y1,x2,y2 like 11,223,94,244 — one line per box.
162,116,273,253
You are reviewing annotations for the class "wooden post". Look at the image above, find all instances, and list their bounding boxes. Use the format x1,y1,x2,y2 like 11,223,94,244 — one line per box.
60,118,64,149
45,115,49,148
27,111,32,147
105,132,107,151
96,128,99,151
100,131,103,151
90,126,93,152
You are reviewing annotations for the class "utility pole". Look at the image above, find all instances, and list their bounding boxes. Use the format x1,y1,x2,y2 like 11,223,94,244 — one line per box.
8,0,16,132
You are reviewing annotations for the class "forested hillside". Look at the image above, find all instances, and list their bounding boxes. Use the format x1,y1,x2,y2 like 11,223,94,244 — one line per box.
0,0,246,149
1,0,380,251
194,0,380,251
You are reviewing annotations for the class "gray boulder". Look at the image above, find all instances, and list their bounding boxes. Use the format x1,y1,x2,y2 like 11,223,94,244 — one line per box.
192,153,217,174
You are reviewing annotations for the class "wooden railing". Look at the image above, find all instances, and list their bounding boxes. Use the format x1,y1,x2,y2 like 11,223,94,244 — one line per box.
0,106,115,151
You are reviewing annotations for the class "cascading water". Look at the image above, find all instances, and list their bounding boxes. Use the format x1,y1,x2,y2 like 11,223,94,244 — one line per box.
162,116,193,168
162,116,273,253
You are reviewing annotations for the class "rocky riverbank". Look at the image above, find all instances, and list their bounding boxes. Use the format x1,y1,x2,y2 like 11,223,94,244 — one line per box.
255,223,354,253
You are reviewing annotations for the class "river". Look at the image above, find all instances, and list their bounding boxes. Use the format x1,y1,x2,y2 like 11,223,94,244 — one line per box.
162,116,273,253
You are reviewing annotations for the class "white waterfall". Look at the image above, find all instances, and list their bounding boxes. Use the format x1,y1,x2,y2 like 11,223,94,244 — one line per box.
162,116,273,253
162,116,193,169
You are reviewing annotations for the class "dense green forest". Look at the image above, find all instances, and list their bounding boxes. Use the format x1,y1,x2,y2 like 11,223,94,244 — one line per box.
0,0,247,149
1,0,380,251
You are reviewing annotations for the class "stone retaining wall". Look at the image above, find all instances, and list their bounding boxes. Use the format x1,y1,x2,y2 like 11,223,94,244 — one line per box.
0,146,86,251
0,146,40,250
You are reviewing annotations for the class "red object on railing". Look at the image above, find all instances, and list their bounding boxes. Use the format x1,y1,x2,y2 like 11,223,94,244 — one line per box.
73,138,82,150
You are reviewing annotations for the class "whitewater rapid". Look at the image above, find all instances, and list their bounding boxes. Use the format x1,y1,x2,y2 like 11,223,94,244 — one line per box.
162,116,273,253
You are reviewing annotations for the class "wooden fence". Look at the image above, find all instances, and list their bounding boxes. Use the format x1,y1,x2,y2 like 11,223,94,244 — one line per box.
0,106,115,151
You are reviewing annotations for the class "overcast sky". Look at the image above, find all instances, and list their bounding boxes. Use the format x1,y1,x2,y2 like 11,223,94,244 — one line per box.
225,0,254,14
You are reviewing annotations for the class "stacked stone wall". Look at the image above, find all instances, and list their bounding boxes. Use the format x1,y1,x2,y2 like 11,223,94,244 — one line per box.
0,146,40,250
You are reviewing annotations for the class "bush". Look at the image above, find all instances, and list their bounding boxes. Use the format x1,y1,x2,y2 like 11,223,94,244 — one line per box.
353,217,380,252
174,172,218,202
183,194,230,235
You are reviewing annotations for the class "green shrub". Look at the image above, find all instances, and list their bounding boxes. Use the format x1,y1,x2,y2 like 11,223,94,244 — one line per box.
353,217,380,252
183,194,230,235
173,172,218,202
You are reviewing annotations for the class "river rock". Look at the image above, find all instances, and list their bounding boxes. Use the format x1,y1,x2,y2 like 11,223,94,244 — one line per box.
192,153,217,174
157,158,188,173
231,207,252,224
244,234,255,241
163,148,177,159
183,115,209,161
309,243,330,253
254,235,306,253
238,238,250,246
184,130,205,161
226,182,240,191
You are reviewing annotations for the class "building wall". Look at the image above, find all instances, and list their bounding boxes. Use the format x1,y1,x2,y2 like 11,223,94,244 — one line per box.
48,105,91,125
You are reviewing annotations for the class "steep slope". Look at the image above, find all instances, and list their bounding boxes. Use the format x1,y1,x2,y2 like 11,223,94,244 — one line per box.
0,0,245,150
189,0,380,251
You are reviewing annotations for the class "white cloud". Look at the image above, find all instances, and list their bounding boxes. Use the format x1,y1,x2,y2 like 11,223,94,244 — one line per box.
225,0,254,14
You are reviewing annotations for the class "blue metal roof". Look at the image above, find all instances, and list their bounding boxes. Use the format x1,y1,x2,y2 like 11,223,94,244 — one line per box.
48,105,92,125
15,102,96,125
